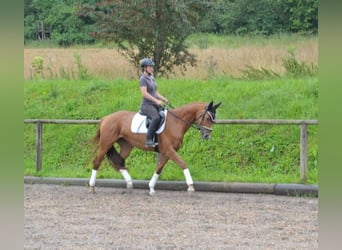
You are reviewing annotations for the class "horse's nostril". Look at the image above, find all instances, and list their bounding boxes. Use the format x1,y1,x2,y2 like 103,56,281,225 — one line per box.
202,134,211,140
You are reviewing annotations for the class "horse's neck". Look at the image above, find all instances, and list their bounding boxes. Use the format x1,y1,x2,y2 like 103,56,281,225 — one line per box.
167,103,205,138
174,103,204,124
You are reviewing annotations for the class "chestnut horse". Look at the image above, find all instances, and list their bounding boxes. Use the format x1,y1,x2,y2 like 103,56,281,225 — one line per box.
89,101,221,195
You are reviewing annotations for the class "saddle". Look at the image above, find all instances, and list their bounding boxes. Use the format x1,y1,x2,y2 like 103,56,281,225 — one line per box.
131,109,167,134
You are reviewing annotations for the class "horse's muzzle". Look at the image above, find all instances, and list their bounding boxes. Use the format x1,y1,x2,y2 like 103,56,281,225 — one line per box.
202,133,211,140
200,126,212,140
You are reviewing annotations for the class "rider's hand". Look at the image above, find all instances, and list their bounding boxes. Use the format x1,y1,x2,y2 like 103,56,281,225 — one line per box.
156,100,163,106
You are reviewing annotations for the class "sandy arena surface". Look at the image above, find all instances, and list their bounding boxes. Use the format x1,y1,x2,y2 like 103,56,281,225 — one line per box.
24,184,317,249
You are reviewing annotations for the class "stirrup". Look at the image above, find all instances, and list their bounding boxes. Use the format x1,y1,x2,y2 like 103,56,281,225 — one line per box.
145,139,158,147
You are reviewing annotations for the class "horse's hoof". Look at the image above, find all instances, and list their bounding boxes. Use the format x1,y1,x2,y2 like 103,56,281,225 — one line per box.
89,186,95,194
187,185,195,193
149,189,156,196
127,182,133,189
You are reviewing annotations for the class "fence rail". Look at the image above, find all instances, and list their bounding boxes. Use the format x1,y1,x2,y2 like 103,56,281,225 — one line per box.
24,119,318,183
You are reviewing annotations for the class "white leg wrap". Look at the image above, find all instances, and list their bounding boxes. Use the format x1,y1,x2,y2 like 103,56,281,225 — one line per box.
149,172,159,189
89,169,97,186
183,168,193,185
120,169,133,186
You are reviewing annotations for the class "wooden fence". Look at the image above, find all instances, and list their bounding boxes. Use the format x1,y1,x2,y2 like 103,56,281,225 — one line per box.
24,119,318,183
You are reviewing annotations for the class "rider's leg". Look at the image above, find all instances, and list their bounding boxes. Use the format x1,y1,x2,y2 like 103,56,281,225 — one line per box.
141,104,161,147
145,117,161,147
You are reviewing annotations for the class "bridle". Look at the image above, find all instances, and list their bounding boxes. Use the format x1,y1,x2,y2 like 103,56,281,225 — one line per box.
164,103,215,132
197,108,215,132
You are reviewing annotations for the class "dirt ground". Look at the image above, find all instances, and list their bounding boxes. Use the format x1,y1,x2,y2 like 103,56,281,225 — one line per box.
24,184,318,249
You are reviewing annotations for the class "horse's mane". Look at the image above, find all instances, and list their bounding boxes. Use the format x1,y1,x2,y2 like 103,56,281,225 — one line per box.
172,102,207,112
168,102,207,122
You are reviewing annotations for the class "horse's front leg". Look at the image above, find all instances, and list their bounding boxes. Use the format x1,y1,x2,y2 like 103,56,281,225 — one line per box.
166,149,195,193
148,153,169,196
183,168,195,192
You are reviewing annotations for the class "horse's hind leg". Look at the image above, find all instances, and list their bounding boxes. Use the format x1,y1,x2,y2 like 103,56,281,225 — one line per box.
89,146,108,193
89,129,117,193
107,139,134,189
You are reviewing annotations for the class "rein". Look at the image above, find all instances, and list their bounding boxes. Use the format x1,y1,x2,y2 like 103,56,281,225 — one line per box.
164,103,213,131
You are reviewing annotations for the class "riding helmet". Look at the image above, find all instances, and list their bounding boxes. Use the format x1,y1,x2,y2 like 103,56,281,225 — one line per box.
140,58,155,67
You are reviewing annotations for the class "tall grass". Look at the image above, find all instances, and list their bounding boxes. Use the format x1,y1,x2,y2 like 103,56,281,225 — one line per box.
24,33,317,80
24,77,318,184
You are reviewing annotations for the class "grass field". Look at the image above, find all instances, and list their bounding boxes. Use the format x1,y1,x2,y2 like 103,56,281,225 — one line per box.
24,33,318,184
24,77,318,184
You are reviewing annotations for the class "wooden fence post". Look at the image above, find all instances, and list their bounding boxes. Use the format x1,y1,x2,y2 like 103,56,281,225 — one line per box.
36,121,42,171
300,123,308,182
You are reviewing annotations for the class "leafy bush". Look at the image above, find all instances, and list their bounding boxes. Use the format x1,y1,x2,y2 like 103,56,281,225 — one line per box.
241,66,280,80
240,50,318,80
282,51,318,77
73,53,92,80
31,56,44,78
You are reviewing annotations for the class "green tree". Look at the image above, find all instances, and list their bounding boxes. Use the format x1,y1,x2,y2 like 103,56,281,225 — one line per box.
77,0,205,77
48,1,95,46
24,0,50,41
285,0,318,34
199,0,290,35
24,0,95,45
197,0,317,35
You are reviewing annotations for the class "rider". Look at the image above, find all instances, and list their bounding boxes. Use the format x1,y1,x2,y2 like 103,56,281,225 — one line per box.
139,58,168,147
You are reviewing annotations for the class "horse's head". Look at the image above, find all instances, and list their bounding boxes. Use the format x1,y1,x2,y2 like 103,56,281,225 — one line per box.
197,101,221,140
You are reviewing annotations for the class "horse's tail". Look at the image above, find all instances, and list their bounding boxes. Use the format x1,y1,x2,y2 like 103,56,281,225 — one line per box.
91,120,102,155
92,127,101,144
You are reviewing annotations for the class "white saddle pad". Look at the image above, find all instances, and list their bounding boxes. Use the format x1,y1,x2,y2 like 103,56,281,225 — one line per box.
131,110,167,134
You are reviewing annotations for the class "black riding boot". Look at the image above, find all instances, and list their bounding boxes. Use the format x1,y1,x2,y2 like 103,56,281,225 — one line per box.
145,118,160,147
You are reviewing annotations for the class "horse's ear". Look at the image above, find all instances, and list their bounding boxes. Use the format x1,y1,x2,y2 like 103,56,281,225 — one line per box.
208,100,214,109
214,102,222,110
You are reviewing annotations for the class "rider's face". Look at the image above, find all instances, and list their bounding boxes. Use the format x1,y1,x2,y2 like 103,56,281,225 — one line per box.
146,66,154,74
